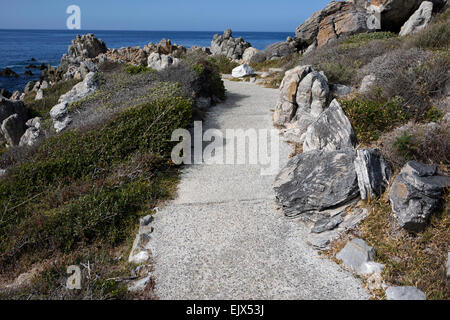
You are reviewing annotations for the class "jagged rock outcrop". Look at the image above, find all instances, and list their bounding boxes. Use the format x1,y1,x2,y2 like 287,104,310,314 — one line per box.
144,38,187,58
295,1,370,48
242,47,266,64
354,148,392,200
19,117,43,147
147,53,180,71
0,97,28,124
58,34,107,81
68,34,108,59
1,114,25,146
303,99,357,152
274,149,360,219
399,1,434,36
264,37,299,60
368,0,446,32
274,65,330,143
211,29,251,60
102,39,186,66
389,161,450,231
50,102,71,133
58,72,98,104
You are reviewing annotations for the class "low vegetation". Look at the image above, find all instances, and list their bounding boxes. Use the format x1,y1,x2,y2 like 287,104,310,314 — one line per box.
23,79,81,118
0,52,224,299
359,195,449,300
341,96,410,144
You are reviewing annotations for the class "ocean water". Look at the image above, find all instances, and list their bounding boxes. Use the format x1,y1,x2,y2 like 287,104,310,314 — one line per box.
0,29,293,92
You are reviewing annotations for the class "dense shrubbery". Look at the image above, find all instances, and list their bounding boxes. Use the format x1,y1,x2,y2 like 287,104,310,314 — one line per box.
361,49,449,118
380,122,450,170
125,64,155,75
23,79,81,118
207,54,239,74
300,32,401,85
341,96,410,143
0,95,192,267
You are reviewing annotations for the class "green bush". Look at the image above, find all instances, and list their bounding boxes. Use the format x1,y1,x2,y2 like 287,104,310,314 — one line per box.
341,96,410,143
125,64,155,75
23,79,81,118
0,95,192,265
207,55,239,74
342,32,398,49
380,122,450,170
427,106,444,122
406,19,450,50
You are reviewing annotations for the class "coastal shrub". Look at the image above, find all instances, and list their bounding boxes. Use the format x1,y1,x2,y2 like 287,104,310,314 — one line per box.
404,13,450,50
300,35,400,85
361,49,450,118
341,96,410,143
380,122,450,170
341,32,397,49
207,54,239,74
125,64,155,75
0,95,192,267
23,79,81,118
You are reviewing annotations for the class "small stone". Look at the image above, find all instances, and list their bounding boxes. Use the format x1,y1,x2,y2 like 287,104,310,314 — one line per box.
385,286,426,300
311,215,344,233
128,275,152,293
336,238,376,275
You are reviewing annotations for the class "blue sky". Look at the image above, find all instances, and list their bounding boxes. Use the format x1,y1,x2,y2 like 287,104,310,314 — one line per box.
0,0,330,32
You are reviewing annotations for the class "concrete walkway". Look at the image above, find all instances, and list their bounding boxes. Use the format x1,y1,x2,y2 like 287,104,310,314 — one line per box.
150,80,368,299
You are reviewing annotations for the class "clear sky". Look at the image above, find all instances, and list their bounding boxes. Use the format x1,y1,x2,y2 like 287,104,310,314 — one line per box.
0,0,331,32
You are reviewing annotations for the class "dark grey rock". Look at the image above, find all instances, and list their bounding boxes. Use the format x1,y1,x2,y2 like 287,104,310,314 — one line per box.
303,99,357,152
1,114,26,146
330,84,352,98
389,161,450,231
274,149,360,218
386,286,426,300
354,149,392,200
0,98,28,126
311,215,344,233
264,40,298,60
336,238,383,275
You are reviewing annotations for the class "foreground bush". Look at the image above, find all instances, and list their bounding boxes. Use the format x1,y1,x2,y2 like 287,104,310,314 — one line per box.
361,49,449,118
0,95,192,268
380,122,450,170
341,96,410,143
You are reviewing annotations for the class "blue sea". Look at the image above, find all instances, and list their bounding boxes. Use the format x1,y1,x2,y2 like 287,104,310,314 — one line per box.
0,29,293,92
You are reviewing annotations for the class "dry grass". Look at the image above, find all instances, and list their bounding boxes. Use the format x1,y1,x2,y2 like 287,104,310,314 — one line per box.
359,192,449,300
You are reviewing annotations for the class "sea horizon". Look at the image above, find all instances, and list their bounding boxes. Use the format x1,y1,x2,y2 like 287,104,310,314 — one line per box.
0,29,294,92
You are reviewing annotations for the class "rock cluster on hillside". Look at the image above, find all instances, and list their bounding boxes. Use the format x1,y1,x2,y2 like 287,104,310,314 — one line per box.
211,29,252,60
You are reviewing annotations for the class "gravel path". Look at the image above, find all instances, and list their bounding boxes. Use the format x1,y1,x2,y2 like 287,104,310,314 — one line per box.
150,80,369,299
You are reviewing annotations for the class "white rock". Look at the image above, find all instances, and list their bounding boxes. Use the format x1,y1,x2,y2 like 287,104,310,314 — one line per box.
128,276,152,293
232,64,255,78
35,89,43,101
400,1,434,37
359,74,376,94
58,72,98,104
386,286,426,300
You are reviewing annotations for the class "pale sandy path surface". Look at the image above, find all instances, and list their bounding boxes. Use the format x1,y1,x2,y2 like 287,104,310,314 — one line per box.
150,80,369,300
